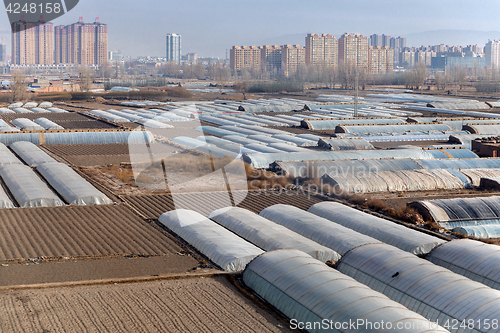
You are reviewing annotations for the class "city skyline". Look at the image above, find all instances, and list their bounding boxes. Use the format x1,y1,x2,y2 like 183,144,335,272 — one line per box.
1,0,500,58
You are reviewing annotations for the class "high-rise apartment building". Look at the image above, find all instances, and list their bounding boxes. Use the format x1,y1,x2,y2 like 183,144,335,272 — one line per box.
0,41,7,63
338,33,369,69
485,40,500,68
305,33,338,67
281,45,305,76
55,18,107,65
230,45,261,73
260,45,282,73
370,34,382,47
166,33,181,64
11,18,53,65
368,46,394,74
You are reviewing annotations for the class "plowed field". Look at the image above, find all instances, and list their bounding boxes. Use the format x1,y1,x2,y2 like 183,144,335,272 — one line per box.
0,276,291,332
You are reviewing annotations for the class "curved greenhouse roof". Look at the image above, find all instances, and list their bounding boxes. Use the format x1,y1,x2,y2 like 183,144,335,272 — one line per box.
90,110,130,123
0,143,23,166
428,239,500,290
244,144,284,153
196,126,246,137
10,141,57,167
44,131,154,145
219,125,271,137
321,168,467,194
337,243,500,331
410,196,500,230
302,117,405,130
451,225,500,238
243,149,446,169
308,202,445,256
247,135,297,145
417,158,500,170
0,164,64,208
158,209,263,271
209,207,340,262
318,138,374,151
272,134,317,147
34,118,64,130
11,118,44,131
463,124,500,135
243,250,449,333
36,163,112,205
336,123,452,134
267,143,306,152
274,158,423,178
259,204,381,255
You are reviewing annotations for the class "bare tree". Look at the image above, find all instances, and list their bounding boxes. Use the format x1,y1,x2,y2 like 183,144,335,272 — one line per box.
79,66,93,92
10,70,29,101
234,80,249,100
434,71,446,90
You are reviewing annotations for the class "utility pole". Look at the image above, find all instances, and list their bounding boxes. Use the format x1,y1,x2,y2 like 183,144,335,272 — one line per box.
354,72,359,117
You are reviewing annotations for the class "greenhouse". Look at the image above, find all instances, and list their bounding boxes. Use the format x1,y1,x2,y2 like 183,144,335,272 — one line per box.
135,119,174,129
302,117,405,130
90,110,130,123
45,107,68,113
271,134,317,147
274,158,423,178
0,164,65,208
195,144,239,158
364,133,452,143
196,126,246,137
220,135,265,146
321,168,467,193
34,118,64,130
0,108,14,114
308,202,445,256
240,125,292,136
243,148,454,169
196,136,237,147
43,131,154,145
219,125,271,137
209,207,340,262
158,209,264,271
427,239,500,290
337,243,500,331
318,138,374,150
36,163,113,205
0,184,14,208
243,250,448,333
296,133,324,142
10,141,57,167
11,118,45,131
244,144,283,153
335,123,453,134
199,115,242,126
417,158,500,170
247,135,297,145
259,204,381,255
30,107,50,113
13,108,33,113
463,124,500,135
409,196,500,230
460,169,500,186
0,143,23,166
267,143,306,152
220,144,259,155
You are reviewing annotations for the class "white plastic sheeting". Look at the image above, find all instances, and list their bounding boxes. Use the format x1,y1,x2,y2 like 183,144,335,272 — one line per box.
461,169,500,186
209,207,340,263
37,163,112,205
135,118,174,129
321,169,467,193
451,225,500,238
337,243,500,332
308,202,445,256
259,204,381,255
428,240,500,290
158,209,264,271
0,143,23,166
318,138,374,150
34,118,64,130
11,118,44,131
90,110,130,123
0,164,64,208
243,250,449,333
10,141,57,167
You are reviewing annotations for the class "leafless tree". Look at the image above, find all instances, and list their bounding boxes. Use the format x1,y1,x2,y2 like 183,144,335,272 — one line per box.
79,66,93,92
10,70,29,101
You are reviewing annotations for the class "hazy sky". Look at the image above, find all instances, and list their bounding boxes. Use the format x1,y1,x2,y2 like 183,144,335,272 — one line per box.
1,0,500,58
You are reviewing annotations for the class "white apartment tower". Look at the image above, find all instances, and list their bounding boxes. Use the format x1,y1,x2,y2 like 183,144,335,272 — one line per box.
166,33,181,64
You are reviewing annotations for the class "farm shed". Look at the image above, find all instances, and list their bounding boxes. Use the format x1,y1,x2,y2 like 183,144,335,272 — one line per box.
158,209,263,271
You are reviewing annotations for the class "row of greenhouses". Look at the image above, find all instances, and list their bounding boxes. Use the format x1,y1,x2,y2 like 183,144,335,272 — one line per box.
0,107,66,114
7,102,53,109
158,203,500,332
0,142,111,208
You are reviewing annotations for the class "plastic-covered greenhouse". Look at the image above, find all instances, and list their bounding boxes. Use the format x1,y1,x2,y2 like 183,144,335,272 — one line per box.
271,134,317,147
0,164,65,208
259,204,381,255
209,207,340,262
0,143,23,166
36,163,113,205
463,124,500,135
302,117,405,130
243,149,450,169
33,118,64,130
336,123,452,134
243,250,449,333
321,169,468,193
11,118,45,131
10,141,57,167
240,125,292,136
337,243,500,331
461,169,500,186
308,202,445,256
451,225,500,238
247,135,297,145
417,158,500,170
244,144,283,153
409,196,500,229
43,131,153,145
219,125,271,137
274,159,423,178
196,136,237,147
0,185,14,208
318,138,374,151
135,119,173,129
90,110,130,123
196,126,246,137
427,239,500,290
267,143,306,152
158,209,263,271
